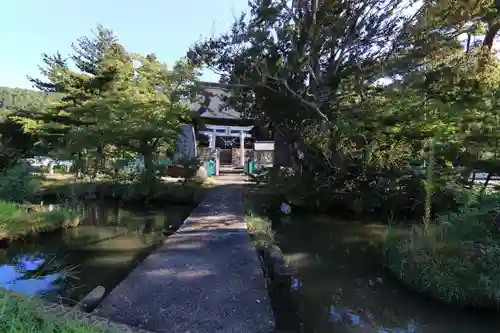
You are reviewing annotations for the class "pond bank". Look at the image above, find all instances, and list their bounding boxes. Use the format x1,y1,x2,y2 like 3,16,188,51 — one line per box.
384,200,500,310
0,290,152,333
38,179,209,205
96,182,275,333
0,202,79,243
269,215,500,333
0,201,194,308
244,196,301,332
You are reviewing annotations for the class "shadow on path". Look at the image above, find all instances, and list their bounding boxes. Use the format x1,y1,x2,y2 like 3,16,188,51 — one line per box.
96,183,275,333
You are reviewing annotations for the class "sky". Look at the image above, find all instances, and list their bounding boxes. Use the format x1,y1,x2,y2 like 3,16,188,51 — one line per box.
0,0,249,89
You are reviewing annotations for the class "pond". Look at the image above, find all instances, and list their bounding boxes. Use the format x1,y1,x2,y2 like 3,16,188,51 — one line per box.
0,202,193,306
272,215,500,333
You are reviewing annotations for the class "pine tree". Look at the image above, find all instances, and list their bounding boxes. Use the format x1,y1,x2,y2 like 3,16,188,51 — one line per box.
22,26,200,184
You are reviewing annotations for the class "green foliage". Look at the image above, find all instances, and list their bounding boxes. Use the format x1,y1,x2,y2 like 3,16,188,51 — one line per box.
244,196,275,250
41,179,205,206
385,192,500,308
13,25,201,185
0,291,107,333
0,201,79,241
0,201,22,219
0,163,39,203
0,87,62,111
175,157,202,183
0,110,33,172
188,0,500,223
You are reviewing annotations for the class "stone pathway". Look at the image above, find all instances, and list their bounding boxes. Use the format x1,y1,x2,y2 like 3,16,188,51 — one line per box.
96,182,275,333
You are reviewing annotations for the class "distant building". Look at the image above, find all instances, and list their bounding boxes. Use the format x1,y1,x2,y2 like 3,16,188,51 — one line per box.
176,82,275,170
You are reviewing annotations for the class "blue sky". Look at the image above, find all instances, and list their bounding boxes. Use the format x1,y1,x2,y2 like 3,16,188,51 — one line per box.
0,0,248,89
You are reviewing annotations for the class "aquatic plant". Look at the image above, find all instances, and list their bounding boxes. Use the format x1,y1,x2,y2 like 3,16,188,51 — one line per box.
384,193,500,308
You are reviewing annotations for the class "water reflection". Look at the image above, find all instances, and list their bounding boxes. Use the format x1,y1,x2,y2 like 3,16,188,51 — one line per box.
0,254,62,296
275,216,500,333
0,202,191,305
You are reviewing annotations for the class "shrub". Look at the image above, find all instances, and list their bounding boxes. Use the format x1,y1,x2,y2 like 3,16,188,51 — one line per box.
175,157,201,183
53,164,68,173
250,163,468,219
384,192,500,308
0,162,38,203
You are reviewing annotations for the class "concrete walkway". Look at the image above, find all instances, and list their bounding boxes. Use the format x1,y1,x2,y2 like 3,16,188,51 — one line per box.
96,182,275,333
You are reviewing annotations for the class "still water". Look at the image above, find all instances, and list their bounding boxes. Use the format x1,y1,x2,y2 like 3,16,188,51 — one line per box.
274,216,500,333
0,202,192,305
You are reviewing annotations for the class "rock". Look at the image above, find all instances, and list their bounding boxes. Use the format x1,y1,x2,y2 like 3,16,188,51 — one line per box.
79,285,106,312
195,166,209,183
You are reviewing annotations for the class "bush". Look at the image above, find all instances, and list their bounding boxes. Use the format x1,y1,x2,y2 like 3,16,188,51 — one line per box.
251,164,468,219
53,164,68,173
41,179,206,205
384,192,500,308
175,157,202,183
0,162,38,203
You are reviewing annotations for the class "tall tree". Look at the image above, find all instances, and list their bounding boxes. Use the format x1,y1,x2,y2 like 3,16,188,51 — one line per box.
188,0,500,216
188,0,438,168
21,26,200,184
68,51,199,185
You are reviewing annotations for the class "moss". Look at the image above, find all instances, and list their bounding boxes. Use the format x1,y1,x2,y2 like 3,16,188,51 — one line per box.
0,291,107,333
384,205,500,309
0,201,79,241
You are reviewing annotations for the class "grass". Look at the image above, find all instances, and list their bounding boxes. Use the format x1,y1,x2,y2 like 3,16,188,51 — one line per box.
39,175,211,205
384,200,500,309
0,291,109,333
244,193,275,250
0,201,80,241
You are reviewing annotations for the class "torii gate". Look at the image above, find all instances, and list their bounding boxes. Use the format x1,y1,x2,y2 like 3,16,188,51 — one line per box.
199,124,254,168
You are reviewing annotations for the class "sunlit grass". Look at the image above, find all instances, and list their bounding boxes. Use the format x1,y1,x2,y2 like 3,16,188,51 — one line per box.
39,176,209,205
0,291,108,333
0,201,80,241
0,260,106,333
384,206,500,308
244,198,275,249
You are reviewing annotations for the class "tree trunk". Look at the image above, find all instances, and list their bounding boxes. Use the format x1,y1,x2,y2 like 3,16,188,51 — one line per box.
142,149,156,190
469,171,476,189
483,21,500,52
